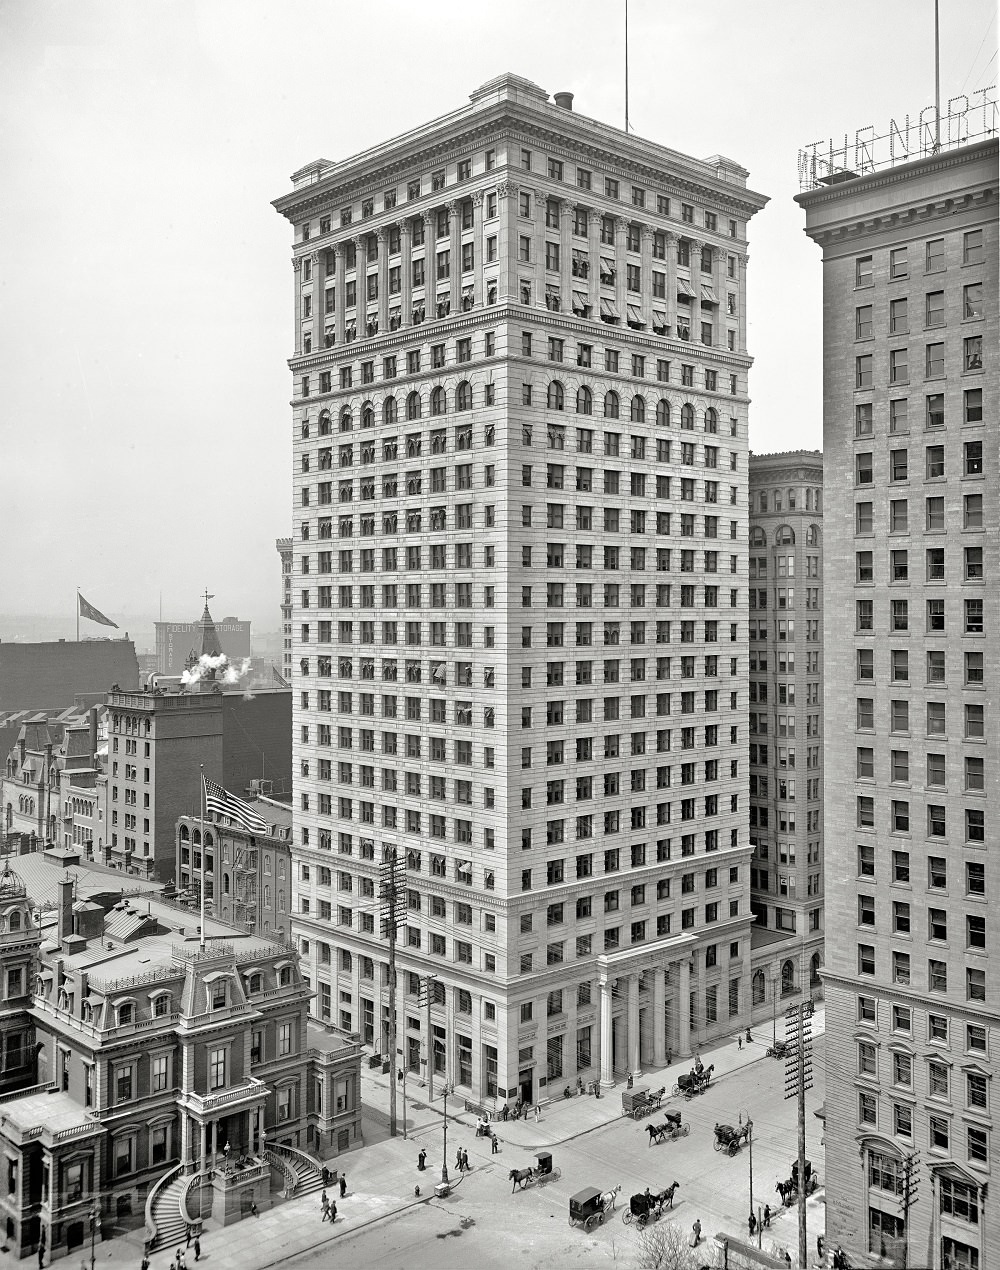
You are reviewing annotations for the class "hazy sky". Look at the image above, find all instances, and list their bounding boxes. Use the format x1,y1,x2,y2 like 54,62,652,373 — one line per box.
1,0,995,634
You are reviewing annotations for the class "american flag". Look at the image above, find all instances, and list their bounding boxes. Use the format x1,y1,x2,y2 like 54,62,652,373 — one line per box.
203,776,267,834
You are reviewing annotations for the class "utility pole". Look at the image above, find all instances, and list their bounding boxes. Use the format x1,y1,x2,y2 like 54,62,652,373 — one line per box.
784,1002,813,1270
901,1151,920,1269
378,847,404,1137
418,974,437,1102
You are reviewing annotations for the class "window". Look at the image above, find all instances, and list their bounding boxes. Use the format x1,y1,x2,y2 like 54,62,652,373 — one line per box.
926,237,945,272
856,255,873,287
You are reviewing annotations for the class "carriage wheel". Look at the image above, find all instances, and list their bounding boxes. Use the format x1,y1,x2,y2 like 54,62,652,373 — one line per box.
728,1142,739,1157
622,1209,632,1225
552,1167,562,1181
682,1123,690,1136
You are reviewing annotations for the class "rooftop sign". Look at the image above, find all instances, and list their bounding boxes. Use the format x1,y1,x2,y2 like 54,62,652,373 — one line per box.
798,87,997,191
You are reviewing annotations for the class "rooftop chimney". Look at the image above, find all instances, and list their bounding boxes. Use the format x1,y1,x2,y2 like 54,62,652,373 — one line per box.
58,876,74,948
554,92,574,111
89,707,98,761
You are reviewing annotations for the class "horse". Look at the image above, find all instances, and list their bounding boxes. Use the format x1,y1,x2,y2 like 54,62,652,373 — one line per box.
775,1178,794,1206
600,1184,622,1210
646,1121,669,1144
509,1167,534,1192
656,1181,680,1211
696,1063,715,1086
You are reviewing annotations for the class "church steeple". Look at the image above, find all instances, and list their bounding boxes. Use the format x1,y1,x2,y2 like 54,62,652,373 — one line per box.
197,589,223,660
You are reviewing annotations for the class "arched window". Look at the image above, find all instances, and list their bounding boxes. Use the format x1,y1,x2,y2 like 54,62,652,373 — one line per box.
204,832,213,847
339,407,353,432
117,1002,134,1026
680,403,694,430
655,399,670,428
775,525,795,546
814,489,822,512
781,959,796,996
180,825,189,841
787,487,796,509
383,396,397,425
547,381,565,411
223,873,230,895
759,491,768,513
705,407,718,433
192,829,201,846
406,391,421,421
809,952,822,988
361,403,374,429
752,969,765,1007
774,490,783,511
455,381,472,411
749,526,766,548
630,395,646,423
318,410,331,436
604,391,620,419
430,386,446,416
576,386,593,416
806,524,820,547
9,910,21,932
805,488,813,510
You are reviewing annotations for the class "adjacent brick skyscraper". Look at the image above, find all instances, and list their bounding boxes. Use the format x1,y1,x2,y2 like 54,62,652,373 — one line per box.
798,139,998,1268
275,74,767,1103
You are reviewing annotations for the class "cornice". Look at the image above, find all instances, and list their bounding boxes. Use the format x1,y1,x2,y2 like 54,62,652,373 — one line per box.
275,103,767,225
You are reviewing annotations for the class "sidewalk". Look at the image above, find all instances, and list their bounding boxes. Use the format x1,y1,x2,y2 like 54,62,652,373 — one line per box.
363,1004,826,1154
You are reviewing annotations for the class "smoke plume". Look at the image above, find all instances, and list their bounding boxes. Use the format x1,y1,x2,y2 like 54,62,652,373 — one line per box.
181,654,251,688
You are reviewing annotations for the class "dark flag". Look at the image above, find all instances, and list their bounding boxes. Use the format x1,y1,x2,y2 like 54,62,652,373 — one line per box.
78,593,118,628
204,776,267,833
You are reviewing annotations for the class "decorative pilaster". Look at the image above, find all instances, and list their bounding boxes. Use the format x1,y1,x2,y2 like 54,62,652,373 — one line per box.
334,245,346,345
664,231,678,338
469,191,484,307
559,202,574,315
398,219,413,329
614,216,629,325
712,247,727,348
377,229,389,333
587,210,602,317
309,252,320,351
292,257,303,357
640,225,654,330
652,967,666,1066
496,179,519,303
447,200,461,318
351,236,365,339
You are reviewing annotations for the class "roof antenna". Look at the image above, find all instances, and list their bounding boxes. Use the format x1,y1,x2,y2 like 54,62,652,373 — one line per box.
625,0,632,135
933,0,941,152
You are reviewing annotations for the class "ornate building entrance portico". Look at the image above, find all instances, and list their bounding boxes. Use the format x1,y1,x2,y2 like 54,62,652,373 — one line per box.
597,935,695,1087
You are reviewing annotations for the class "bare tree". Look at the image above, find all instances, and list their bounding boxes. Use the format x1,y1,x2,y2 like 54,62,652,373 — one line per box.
633,1220,701,1270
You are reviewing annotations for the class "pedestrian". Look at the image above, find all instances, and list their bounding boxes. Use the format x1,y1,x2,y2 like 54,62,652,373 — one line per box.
338,1175,346,1199
522,1102,529,1121
186,1227,192,1249
763,1203,771,1228
249,1199,258,1218
665,1049,672,1066
141,1256,150,1270
691,1218,702,1247
418,1148,427,1171
500,1103,508,1122
321,1190,330,1220
461,1147,470,1171
745,1026,752,1044
491,1131,499,1154
193,1236,201,1264
737,1033,743,1051
455,1149,462,1173
817,1234,825,1261
179,1253,186,1270
329,1200,337,1224
748,1211,756,1238
533,1104,540,1123
783,1253,791,1269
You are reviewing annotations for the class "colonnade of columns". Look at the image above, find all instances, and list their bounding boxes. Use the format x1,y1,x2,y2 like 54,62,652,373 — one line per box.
598,960,692,1088
293,188,748,359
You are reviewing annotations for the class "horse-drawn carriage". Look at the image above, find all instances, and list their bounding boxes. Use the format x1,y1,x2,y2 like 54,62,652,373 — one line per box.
645,1111,689,1145
621,1085,666,1120
713,1120,752,1156
621,1182,680,1227
766,1039,793,1059
509,1151,561,1191
672,1063,714,1099
776,1157,819,1205
568,1184,620,1231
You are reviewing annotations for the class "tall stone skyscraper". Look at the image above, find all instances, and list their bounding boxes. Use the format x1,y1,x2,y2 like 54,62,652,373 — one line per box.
275,75,767,1103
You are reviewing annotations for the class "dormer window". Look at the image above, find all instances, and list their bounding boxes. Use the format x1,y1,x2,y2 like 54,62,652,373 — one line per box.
152,993,170,1017
211,980,227,1010
248,973,262,995
279,966,293,987
117,1002,134,1026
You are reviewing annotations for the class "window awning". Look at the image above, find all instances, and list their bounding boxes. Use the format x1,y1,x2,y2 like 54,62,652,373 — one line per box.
626,304,644,324
701,284,719,304
456,859,472,872
600,298,619,318
676,278,696,297
652,310,668,329
462,285,474,298
572,292,589,313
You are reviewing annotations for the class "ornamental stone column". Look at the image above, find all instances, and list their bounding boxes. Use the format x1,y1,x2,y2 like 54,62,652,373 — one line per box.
292,258,303,357
469,191,484,306
713,247,727,348
419,212,435,322
308,252,320,351
351,236,365,338
627,973,642,1078
587,210,602,317
614,216,629,325
377,229,389,333
738,253,750,354
652,966,667,1066
496,179,519,303
333,246,346,345
664,231,678,338
398,219,413,329
559,202,573,315
640,224,654,329
678,958,692,1059
447,200,461,316
599,974,614,1088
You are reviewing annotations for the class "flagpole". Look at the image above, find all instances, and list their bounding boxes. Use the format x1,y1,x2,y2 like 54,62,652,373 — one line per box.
76,589,80,643
199,765,206,949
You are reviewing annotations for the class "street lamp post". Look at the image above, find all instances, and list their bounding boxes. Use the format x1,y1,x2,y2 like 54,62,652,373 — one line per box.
441,1081,454,1184
771,974,779,1048
89,1206,100,1270
739,1109,759,1248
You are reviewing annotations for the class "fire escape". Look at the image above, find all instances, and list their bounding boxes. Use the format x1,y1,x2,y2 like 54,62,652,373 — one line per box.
232,843,258,930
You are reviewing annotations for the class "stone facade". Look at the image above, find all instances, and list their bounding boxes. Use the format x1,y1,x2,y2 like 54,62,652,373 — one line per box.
275,74,768,1104
798,139,998,1269
747,451,825,1029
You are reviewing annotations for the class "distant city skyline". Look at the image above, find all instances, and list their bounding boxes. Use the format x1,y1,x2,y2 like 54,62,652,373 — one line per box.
1,0,994,619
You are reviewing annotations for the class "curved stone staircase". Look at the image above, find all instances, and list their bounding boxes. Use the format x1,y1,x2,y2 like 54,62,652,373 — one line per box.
145,1166,193,1252
263,1142,327,1199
